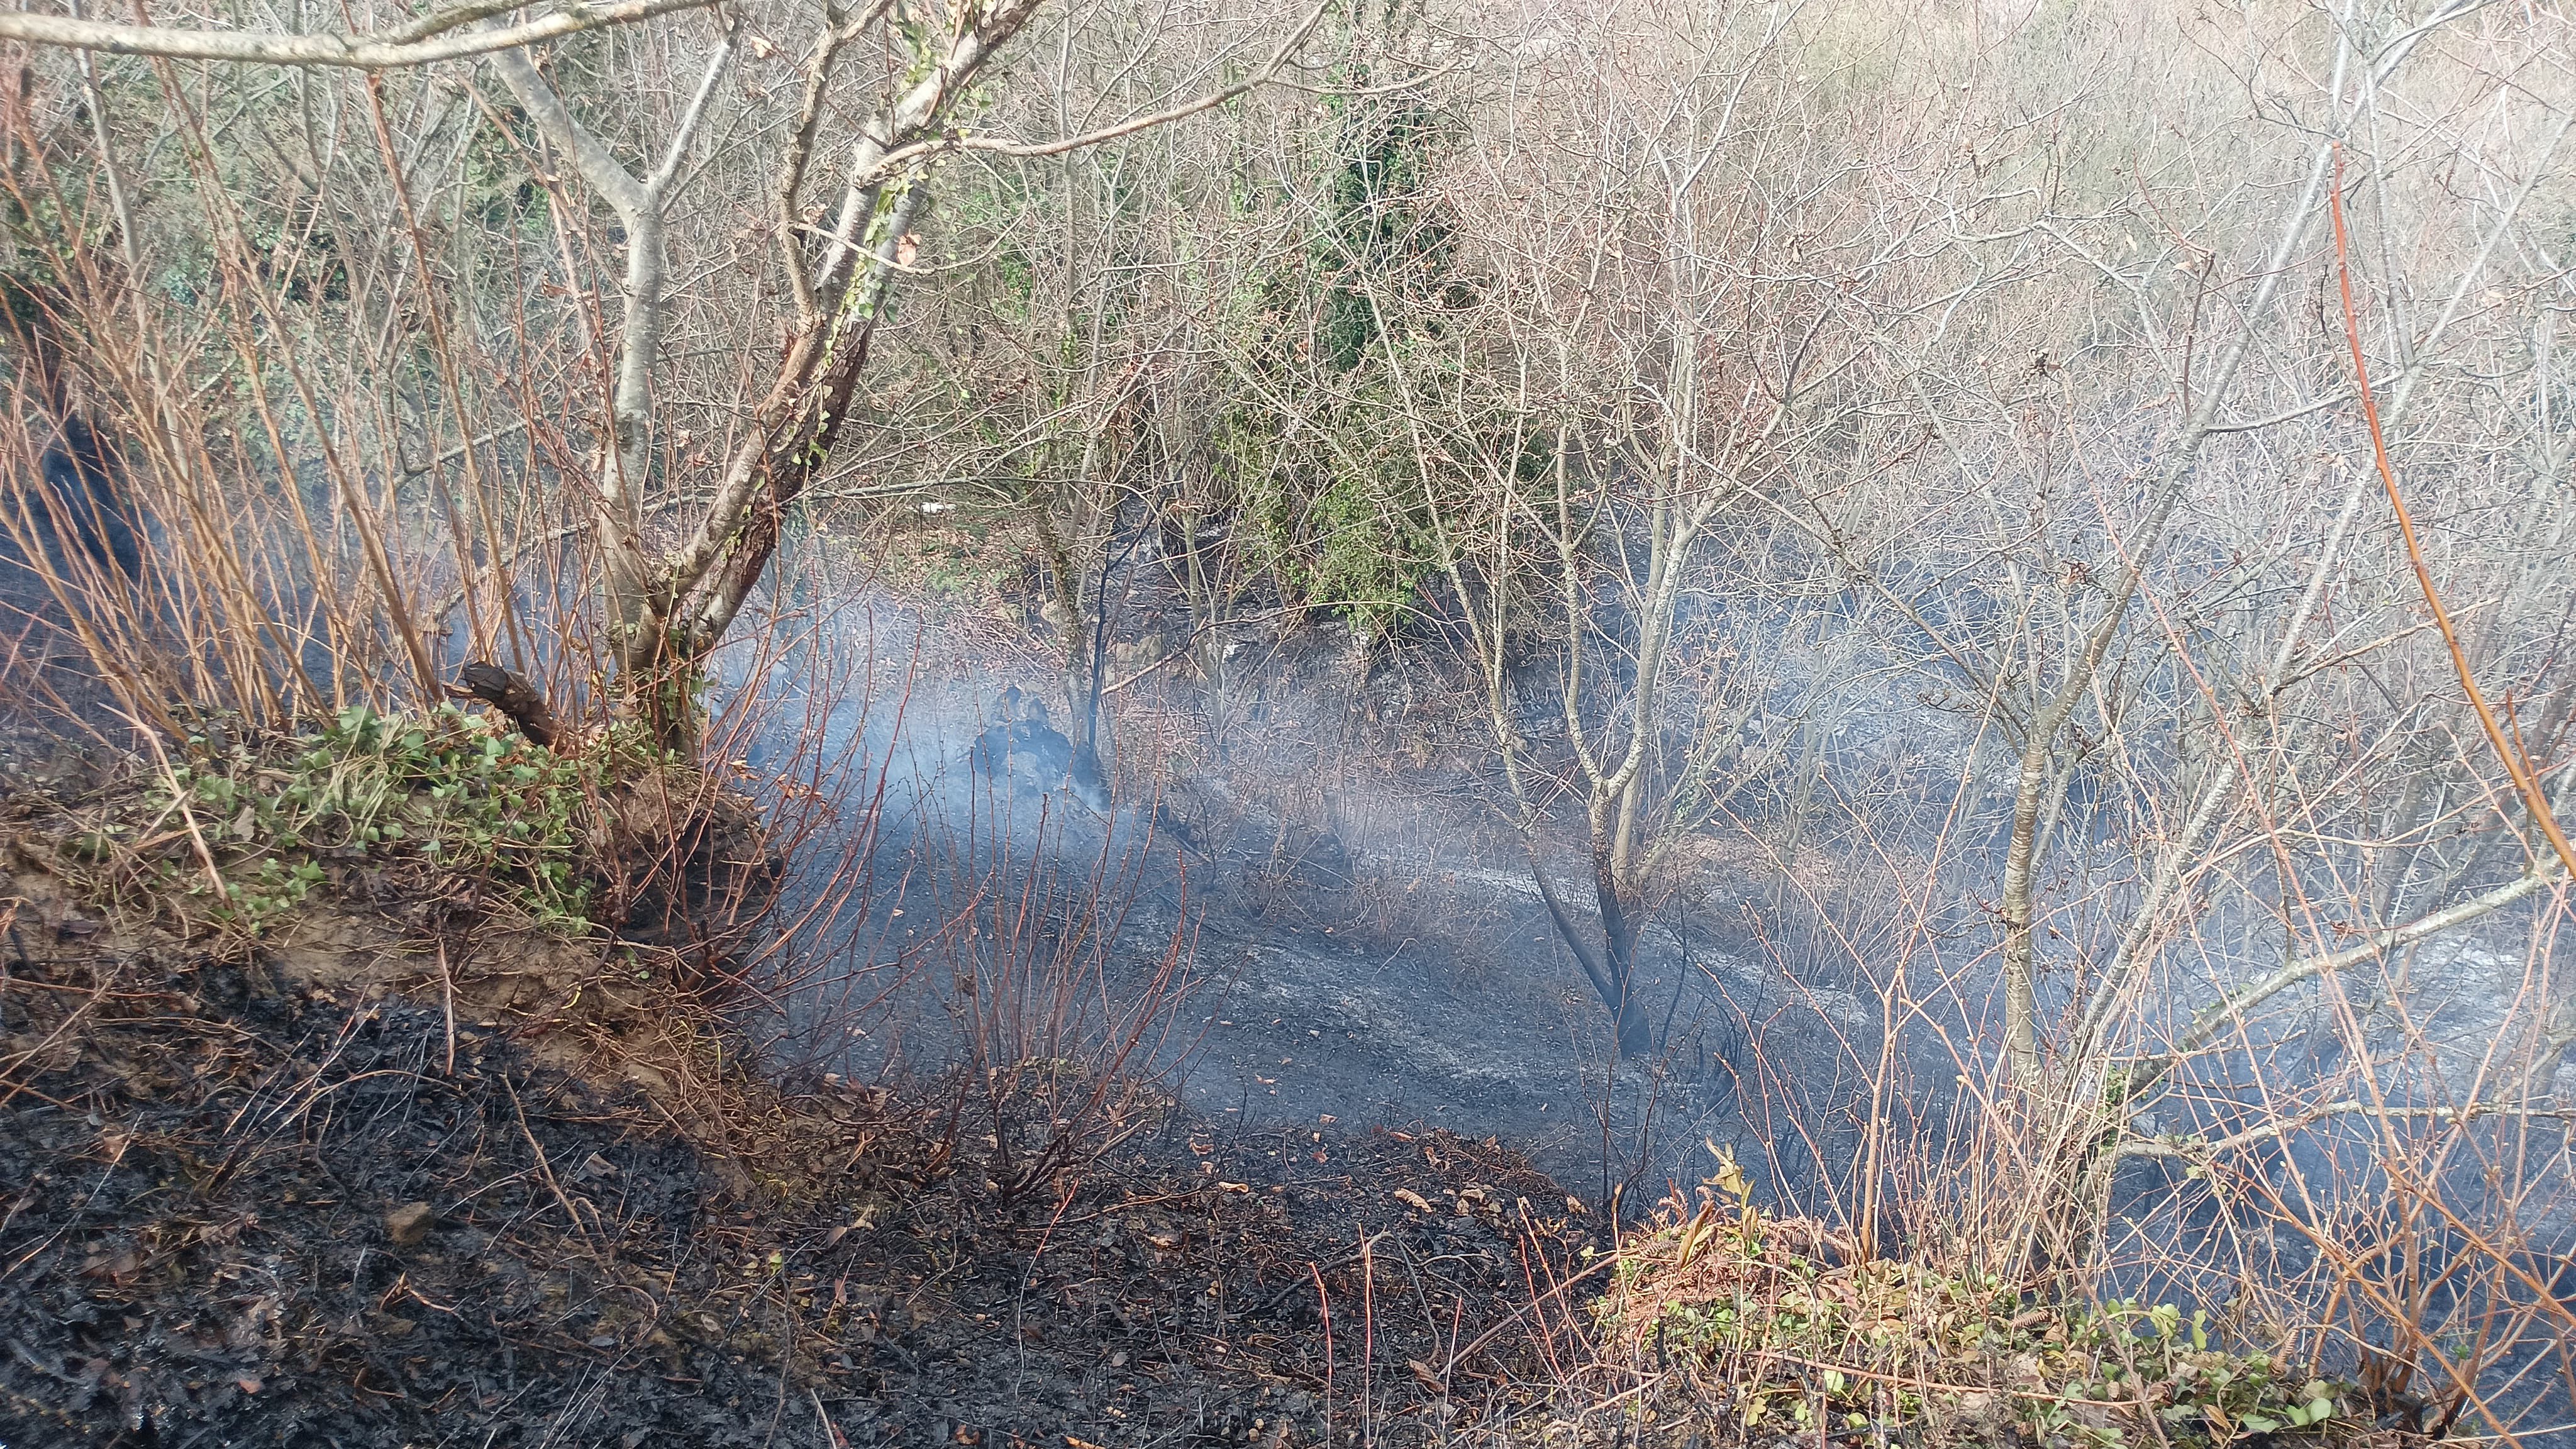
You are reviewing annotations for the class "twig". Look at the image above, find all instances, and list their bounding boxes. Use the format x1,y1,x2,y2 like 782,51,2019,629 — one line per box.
504,1075,600,1255
812,1387,847,1448
2329,142,2576,882
436,938,457,1077
126,716,228,903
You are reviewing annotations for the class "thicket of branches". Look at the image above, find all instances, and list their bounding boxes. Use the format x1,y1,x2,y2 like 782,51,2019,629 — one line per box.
3,0,2573,1436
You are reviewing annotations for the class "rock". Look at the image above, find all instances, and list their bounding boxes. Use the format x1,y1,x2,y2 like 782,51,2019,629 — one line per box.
385,1201,435,1247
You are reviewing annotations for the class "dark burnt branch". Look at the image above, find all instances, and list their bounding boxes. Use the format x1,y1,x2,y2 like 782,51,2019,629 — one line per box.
453,661,563,752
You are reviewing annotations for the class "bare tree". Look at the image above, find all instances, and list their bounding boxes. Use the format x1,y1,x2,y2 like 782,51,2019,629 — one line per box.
4,0,1320,752
1385,0,1945,1056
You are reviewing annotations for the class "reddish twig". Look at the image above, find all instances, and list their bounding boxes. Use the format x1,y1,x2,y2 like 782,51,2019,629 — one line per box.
1311,1260,1335,1442
2329,143,2576,882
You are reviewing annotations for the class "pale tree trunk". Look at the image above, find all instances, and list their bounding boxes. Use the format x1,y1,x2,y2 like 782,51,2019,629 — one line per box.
487,0,1044,751
487,32,731,735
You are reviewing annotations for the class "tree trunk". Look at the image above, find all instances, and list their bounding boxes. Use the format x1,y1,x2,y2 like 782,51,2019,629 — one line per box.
1595,860,1654,1058
1530,840,1655,1059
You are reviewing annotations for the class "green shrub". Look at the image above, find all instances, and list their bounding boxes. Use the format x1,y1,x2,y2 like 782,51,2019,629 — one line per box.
1594,1179,2362,1446
153,703,609,934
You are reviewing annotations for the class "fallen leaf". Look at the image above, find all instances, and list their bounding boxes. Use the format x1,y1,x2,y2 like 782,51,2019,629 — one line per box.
385,1201,435,1248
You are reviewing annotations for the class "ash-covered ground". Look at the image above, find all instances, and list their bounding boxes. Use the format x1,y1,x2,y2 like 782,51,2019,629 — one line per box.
730,570,1873,1210
0,735,1597,1447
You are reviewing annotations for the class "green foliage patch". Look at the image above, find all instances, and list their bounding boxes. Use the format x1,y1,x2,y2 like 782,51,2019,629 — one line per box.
151,704,611,934
1595,1166,2365,1446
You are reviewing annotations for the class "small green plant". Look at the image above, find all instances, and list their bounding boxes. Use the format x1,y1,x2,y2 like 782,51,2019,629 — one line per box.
153,703,604,933
1596,1189,2361,1446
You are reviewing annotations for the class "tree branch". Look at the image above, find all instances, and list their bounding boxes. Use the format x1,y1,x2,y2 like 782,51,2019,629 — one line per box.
848,0,1333,188
643,25,736,199
486,46,648,219
2127,865,2563,1101
0,0,714,70
2119,1096,2576,1162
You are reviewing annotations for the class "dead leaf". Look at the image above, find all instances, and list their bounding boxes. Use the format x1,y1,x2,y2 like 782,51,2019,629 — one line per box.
1705,1139,1751,1203
1674,1202,1719,1269
385,1201,435,1247
1393,1188,1434,1213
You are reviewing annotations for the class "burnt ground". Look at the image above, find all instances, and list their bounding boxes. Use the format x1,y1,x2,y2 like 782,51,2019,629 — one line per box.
757,558,1875,1207
0,748,1601,1449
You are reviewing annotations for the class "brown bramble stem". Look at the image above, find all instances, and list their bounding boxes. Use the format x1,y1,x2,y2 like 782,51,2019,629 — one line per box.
2328,143,2576,884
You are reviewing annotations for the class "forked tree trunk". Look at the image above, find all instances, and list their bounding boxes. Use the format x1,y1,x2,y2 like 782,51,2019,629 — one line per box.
1530,845,1655,1058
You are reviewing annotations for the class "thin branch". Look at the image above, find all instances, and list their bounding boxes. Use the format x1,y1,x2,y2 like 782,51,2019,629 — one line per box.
2120,1097,2576,1161
2136,865,2562,1094
643,25,736,199
2331,142,2576,882
847,0,1333,191
0,0,714,70
2201,392,2350,434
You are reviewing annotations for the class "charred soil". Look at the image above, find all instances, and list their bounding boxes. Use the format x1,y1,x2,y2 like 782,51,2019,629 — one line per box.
0,740,1595,1448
